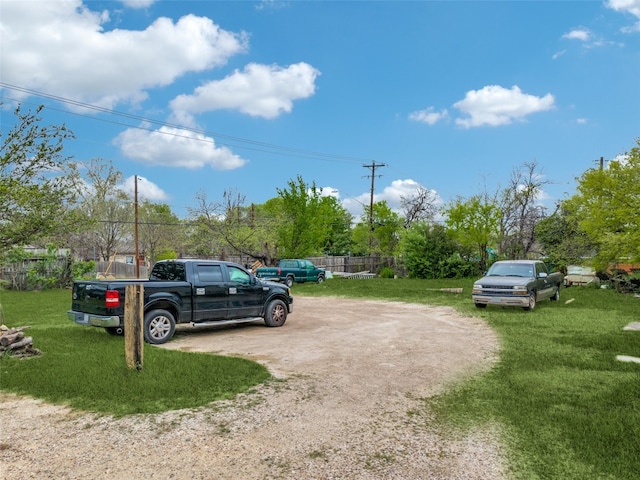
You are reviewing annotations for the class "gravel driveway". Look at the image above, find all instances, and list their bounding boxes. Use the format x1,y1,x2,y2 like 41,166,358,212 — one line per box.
0,296,506,479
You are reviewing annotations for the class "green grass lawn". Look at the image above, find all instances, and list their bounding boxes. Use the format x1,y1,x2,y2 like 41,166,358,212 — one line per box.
0,289,270,416
2,279,639,479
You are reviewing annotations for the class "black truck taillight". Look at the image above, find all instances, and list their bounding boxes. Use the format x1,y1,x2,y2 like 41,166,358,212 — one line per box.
105,290,120,308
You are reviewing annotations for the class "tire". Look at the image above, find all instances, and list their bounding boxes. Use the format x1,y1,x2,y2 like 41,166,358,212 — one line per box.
523,292,537,311
551,286,560,301
284,276,294,288
105,326,124,336
264,299,287,327
144,309,176,344
475,303,487,309
317,275,325,284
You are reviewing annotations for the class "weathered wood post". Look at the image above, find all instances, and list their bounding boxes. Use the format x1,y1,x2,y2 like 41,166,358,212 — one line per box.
124,284,144,370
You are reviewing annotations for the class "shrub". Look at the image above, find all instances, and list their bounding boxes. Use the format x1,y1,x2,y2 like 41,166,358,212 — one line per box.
379,267,395,278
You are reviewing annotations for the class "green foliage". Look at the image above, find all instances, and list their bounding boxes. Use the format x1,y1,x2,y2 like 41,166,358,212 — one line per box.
71,260,96,280
351,201,402,256
379,267,395,278
444,194,501,271
0,104,80,254
275,176,352,258
564,140,640,270
138,201,182,264
0,289,271,415
535,205,596,270
399,222,477,278
155,249,177,261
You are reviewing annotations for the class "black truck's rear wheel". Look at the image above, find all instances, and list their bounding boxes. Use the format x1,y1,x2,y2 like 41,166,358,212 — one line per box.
144,309,176,344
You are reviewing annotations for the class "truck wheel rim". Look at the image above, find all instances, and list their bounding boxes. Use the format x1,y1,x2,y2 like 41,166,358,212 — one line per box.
272,304,285,323
149,316,171,340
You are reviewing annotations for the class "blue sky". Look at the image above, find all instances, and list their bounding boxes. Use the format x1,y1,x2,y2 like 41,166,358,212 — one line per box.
1,0,639,220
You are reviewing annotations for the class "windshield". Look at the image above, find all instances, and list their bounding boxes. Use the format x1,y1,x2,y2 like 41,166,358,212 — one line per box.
486,263,534,277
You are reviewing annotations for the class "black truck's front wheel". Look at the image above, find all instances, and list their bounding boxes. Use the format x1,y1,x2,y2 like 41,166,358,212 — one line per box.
144,309,176,344
264,299,287,327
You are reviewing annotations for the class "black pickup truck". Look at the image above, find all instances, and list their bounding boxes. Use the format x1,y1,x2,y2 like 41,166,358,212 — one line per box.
68,259,293,344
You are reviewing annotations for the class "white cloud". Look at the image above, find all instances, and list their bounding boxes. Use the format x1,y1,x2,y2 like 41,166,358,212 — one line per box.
552,50,567,60
120,0,156,8
121,175,169,201
340,179,441,219
114,125,247,170
408,107,449,125
453,85,555,128
608,0,640,32
0,1,248,109
607,0,640,18
576,118,588,125
562,29,592,41
170,62,320,120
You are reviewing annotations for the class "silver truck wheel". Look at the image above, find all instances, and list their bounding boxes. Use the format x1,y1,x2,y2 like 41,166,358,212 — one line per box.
265,299,287,327
317,275,325,284
144,309,176,344
551,287,560,301
524,293,537,311
285,276,294,288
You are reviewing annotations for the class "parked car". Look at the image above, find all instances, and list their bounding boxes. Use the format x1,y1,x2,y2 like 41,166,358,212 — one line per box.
472,260,564,310
68,259,293,344
255,259,325,287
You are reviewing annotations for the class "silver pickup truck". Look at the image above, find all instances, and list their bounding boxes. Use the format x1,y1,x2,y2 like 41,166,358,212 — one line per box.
472,260,564,311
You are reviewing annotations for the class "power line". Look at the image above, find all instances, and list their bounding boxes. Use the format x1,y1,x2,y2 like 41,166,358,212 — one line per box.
0,82,377,165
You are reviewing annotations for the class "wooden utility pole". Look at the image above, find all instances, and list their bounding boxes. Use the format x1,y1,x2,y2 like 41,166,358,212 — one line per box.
134,175,140,279
363,161,386,250
124,284,144,370
363,161,387,269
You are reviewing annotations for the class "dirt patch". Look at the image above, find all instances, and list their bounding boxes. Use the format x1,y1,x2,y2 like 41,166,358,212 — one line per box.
0,296,506,479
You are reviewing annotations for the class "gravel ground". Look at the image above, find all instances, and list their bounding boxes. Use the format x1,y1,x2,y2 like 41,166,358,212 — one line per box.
0,296,507,479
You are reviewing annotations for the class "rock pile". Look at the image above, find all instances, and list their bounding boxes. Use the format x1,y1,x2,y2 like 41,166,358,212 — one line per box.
0,325,41,358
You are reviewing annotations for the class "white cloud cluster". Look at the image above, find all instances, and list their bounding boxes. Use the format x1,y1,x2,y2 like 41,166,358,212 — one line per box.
1,1,321,178
170,62,320,124
114,125,246,170
0,1,248,110
453,85,555,128
409,85,554,128
607,0,640,32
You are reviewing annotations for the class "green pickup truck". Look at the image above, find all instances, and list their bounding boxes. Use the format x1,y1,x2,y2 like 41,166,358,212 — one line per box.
255,259,326,287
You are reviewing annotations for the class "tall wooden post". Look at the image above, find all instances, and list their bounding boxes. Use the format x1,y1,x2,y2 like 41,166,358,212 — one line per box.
124,284,144,370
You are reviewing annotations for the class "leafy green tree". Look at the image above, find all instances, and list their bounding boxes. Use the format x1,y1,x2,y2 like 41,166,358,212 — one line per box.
535,204,595,271
0,104,80,252
275,176,350,258
444,194,501,271
399,222,461,278
351,201,402,257
564,140,640,270
138,201,182,265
